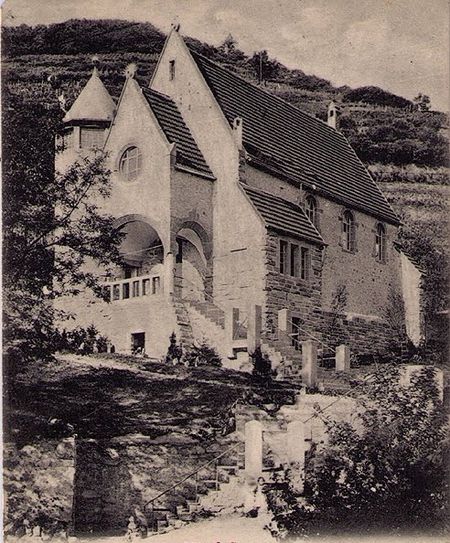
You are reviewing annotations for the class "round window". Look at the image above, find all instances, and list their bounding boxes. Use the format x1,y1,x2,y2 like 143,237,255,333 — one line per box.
119,146,142,181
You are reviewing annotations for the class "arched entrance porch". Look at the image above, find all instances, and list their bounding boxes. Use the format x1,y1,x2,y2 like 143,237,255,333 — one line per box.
174,222,212,302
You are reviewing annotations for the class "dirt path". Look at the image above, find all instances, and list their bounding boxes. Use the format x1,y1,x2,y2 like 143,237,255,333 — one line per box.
77,513,276,543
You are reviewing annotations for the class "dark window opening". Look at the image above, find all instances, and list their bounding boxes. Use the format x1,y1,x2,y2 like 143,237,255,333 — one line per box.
290,244,299,277
375,223,386,262
300,247,309,280
342,210,356,252
279,240,288,274
131,332,145,355
291,316,301,350
169,60,176,81
305,196,318,228
122,283,130,299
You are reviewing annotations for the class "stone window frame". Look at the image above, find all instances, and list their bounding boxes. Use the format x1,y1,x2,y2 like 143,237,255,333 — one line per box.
373,221,388,263
338,208,358,253
278,236,311,281
117,144,143,183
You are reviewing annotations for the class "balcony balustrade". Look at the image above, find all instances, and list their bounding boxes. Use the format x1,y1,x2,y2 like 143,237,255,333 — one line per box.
103,273,162,302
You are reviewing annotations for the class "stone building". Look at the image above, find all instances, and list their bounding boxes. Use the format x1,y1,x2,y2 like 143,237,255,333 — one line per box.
56,27,423,364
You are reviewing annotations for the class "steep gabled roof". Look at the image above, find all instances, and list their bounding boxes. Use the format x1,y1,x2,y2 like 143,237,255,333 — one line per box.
241,184,325,246
191,51,399,225
64,67,116,124
142,88,214,179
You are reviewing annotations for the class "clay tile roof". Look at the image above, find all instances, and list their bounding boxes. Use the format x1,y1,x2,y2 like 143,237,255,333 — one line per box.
242,183,325,246
191,51,399,225
142,88,214,179
64,68,116,123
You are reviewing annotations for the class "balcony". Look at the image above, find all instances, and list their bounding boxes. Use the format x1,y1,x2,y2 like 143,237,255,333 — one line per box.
103,273,163,302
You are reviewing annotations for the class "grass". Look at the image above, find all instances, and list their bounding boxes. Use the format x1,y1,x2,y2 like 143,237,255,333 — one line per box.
5,354,296,447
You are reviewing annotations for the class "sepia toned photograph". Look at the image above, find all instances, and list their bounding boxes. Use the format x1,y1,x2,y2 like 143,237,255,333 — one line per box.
2,1,449,541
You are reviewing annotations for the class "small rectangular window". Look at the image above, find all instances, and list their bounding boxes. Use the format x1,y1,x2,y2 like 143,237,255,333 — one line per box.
132,280,140,297
300,247,309,280
113,284,120,301
169,60,176,81
152,276,161,294
122,282,130,299
279,240,288,274
143,278,150,296
290,244,299,277
80,127,104,149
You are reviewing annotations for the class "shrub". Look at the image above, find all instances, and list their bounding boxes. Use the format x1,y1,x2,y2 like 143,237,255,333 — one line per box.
267,365,449,537
250,347,275,383
165,332,183,364
183,340,222,368
54,324,109,354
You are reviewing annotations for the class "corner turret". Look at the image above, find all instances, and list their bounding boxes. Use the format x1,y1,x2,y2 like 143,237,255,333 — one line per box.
58,62,115,155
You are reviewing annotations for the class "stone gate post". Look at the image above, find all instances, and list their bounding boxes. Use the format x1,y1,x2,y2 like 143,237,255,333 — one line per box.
244,420,263,478
287,420,307,493
335,344,351,372
302,340,318,388
247,305,262,353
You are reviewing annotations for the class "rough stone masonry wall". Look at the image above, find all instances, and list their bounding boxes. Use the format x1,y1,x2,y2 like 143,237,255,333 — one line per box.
3,439,75,530
264,232,324,344
320,311,393,355
72,435,241,533
264,232,399,355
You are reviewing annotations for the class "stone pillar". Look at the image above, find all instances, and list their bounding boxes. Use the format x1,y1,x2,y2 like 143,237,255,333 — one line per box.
247,305,262,353
244,420,263,478
287,420,307,493
164,252,174,299
225,308,235,358
278,308,290,333
335,344,350,372
302,340,318,388
287,421,306,464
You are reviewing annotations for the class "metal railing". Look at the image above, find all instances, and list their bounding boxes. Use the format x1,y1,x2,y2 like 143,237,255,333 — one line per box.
143,441,242,509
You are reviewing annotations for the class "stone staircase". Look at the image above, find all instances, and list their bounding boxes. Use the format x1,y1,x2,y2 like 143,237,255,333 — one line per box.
187,299,226,329
147,447,246,534
261,336,303,386
183,299,230,360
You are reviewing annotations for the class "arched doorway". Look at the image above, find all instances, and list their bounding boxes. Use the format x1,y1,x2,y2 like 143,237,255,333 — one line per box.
175,224,211,302
114,216,165,280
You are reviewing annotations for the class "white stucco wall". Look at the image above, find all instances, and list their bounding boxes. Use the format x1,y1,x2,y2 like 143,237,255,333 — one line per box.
151,31,267,315
104,78,172,251
400,252,423,346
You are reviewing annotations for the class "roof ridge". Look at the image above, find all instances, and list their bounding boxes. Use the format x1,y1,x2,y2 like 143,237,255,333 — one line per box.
189,49,337,135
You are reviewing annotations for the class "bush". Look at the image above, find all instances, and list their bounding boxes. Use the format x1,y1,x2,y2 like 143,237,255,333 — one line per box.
54,324,109,354
165,332,183,364
250,347,275,382
267,365,449,537
183,340,222,368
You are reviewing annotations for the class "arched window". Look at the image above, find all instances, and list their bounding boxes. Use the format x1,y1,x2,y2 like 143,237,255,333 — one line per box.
375,223,386,262
119,146,142,181
305,196,318,227
342,210,356,252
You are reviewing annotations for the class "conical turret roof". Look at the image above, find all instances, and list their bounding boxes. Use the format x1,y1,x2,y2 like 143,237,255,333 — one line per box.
63,67,115,123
